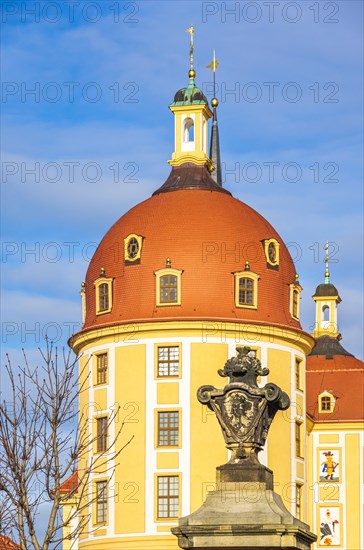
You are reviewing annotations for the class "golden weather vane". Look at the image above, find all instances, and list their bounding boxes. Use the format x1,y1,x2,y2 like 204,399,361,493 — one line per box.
185,25,195,73
206,50,219,108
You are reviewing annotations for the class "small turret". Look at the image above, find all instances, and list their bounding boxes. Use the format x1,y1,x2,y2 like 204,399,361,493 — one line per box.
312,241,341,338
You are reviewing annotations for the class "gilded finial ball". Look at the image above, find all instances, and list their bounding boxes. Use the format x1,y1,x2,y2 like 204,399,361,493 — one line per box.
245,260,250,271
189,69,196,79
166,257,171,268
295,273,299,281
100,267,105,276
211,97,219,107
81,282,86,289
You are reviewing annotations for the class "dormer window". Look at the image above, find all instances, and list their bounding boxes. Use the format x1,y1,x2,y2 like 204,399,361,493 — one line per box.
234,270,260,309
94,271,113,315
124,233,143,264
290,279,302,320
263,238,280,267
318,391,335,413
155,265,182,307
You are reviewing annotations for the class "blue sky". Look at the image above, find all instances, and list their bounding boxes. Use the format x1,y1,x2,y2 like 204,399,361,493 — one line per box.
1,0,363,367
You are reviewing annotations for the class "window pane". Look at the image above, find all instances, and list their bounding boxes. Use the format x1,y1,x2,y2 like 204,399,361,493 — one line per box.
239,278,254,305
295,359,300,390
157,476,179,518
97,417,108,452
127,238,139,259
295,422,302,457
97,353,108,385
321,396,331,410
99,283,109,311
158,411,179,446
160,275,178,303
158,346,179,377
96,481,107,523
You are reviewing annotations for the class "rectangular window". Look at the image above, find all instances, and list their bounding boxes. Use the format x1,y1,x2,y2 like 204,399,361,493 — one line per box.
157,346,179,377
158,411,179,446
321,396,331,411
157,476,179,518
239,278,254,305
295,484,302,519
96,480,107,523
96,353,108,385
160,275,177,303
99,283,109,311
295,421,303,458
96,417,108,453
295,358,301,390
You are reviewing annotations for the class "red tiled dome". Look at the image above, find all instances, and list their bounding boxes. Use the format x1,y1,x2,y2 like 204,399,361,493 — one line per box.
81,176,301,334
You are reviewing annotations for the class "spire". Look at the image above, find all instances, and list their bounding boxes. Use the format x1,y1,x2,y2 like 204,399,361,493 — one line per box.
324,240,330,283
168,27,214,172
207,51,222,186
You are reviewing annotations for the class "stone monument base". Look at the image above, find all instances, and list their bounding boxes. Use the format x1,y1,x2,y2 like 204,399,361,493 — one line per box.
172,480,316,549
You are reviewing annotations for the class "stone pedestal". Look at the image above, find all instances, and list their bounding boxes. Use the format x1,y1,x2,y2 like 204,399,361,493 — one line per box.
172,477,316,549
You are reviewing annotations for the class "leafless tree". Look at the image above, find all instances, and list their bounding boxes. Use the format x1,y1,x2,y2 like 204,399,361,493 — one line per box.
0,341,132,550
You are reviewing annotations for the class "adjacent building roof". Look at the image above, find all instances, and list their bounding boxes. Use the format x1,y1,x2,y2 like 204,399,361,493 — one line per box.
59,471,78,495
307,336,364,421
309,335,354,357
0,536,20,550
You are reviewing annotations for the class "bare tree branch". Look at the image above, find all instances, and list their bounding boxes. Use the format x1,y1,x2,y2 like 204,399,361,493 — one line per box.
0,340,133,550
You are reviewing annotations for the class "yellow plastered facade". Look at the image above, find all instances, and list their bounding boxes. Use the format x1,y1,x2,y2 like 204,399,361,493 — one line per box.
307,422,363,549
157,382,179,404
66,316,362,549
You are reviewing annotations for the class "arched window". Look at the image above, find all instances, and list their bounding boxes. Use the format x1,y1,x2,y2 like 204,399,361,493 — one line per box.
323,305,330,321
292,289,299,318
94,276,113,315
290,282,302,320
183,117,194,142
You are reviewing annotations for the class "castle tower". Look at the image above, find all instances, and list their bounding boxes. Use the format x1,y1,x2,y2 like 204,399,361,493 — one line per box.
66,34,317,550
306,264,364,550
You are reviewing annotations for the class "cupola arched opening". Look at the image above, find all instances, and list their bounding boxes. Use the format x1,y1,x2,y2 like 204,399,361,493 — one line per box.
183,117,194,143
322,304,330,322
